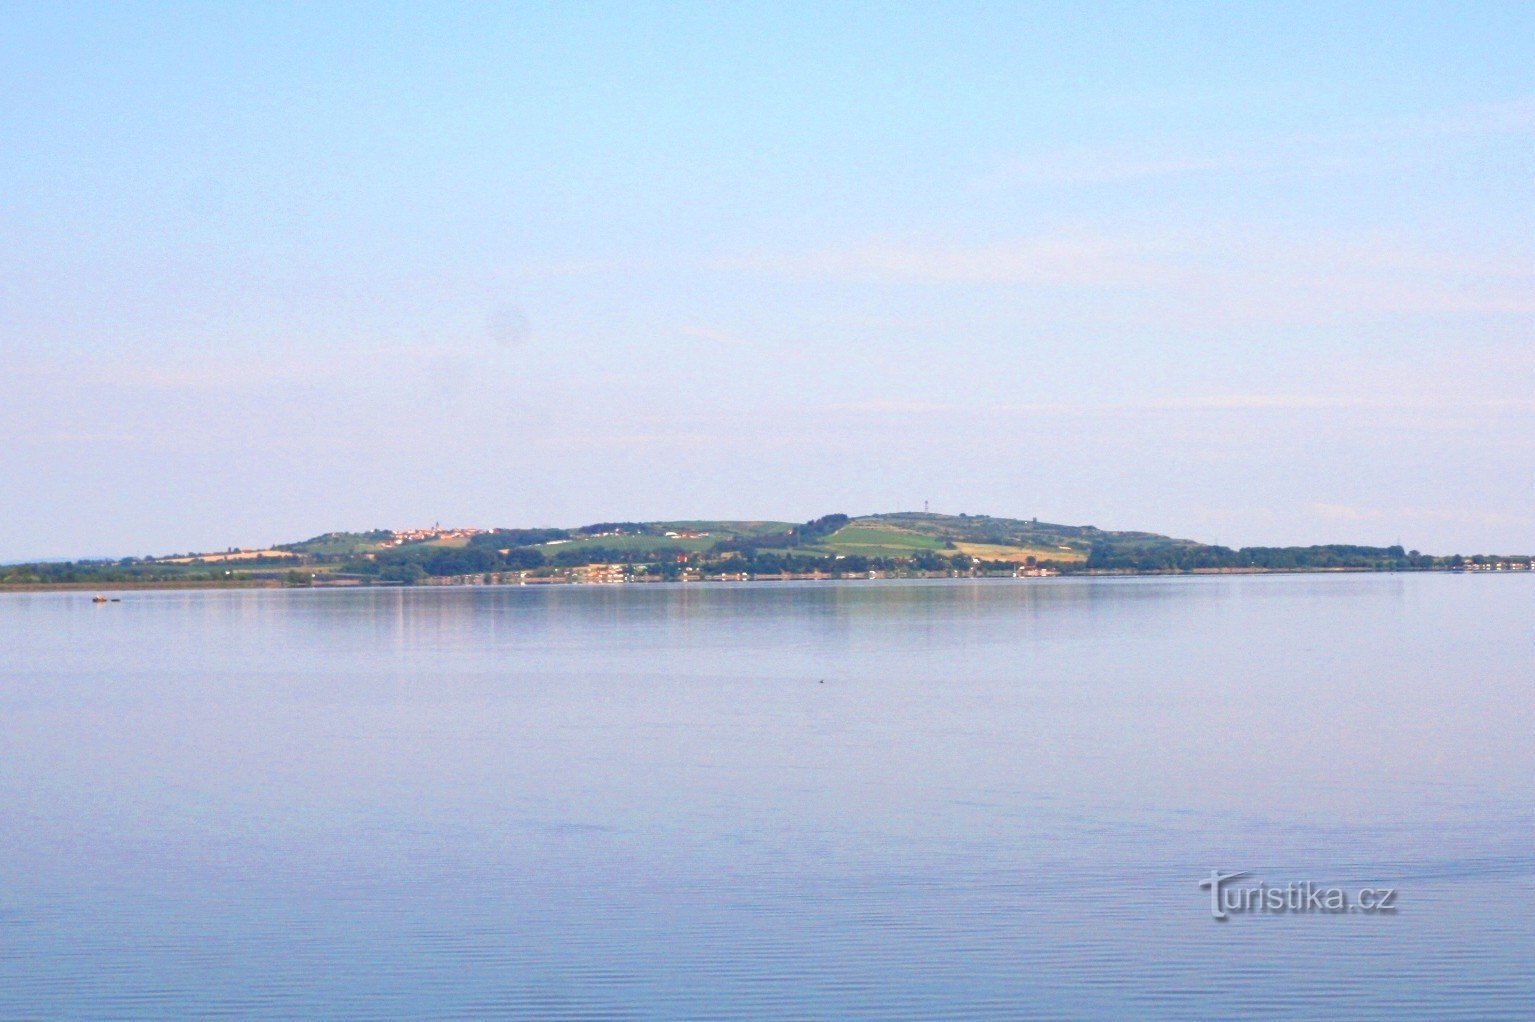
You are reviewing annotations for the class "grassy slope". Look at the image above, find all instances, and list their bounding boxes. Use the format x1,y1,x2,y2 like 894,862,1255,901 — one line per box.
651,520,795,537
827,513,1102,562
273,516,1173,565
535,535,716,555
808,523,944,557
534,521,797,557
504,514,1175,564
280,532,392,556
38,514,1196,576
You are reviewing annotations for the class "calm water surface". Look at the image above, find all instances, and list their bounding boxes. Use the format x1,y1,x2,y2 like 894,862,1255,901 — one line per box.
1,575,1532,1019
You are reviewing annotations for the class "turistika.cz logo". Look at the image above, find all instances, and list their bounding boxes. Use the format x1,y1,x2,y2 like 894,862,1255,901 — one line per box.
1199,870,1398,920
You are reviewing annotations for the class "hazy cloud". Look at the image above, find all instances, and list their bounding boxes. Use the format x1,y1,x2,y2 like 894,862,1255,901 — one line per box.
1309,503,1530,528
732,229,1535,322
832,394,1535,416
680,326,751,347
978,94,1535,191
728,230,1178,289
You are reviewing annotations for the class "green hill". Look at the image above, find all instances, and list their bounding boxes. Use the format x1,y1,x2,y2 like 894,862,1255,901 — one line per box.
4,510,1515,587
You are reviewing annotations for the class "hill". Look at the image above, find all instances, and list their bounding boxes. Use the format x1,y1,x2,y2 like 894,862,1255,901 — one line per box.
2,512,1528,587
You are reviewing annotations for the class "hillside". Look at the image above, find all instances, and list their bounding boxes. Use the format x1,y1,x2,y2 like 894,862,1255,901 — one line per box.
3,512,1527,587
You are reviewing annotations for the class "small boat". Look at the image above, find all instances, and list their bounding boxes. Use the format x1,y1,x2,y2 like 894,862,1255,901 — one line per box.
92,595,108,603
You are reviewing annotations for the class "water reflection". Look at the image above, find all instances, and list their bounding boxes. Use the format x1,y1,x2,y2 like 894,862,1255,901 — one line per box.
0,575,1531,1019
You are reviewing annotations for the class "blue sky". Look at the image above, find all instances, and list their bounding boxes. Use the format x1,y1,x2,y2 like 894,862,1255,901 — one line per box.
3,2,1532,559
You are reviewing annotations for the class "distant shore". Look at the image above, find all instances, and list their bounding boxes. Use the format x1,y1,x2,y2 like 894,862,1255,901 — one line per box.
0,580,281,593
4,564,1527,596
9,513,1527,589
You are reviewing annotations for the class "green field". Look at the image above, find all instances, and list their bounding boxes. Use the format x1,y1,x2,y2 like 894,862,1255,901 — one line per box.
650,520,796,538
535,535,715,555
816,524,947,556
281,532,393,556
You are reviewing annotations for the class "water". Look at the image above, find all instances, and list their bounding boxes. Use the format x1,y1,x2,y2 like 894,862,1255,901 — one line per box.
1,574,1531,1019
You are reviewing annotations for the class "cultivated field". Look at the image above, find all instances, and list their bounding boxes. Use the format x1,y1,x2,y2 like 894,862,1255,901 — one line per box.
950,541,1088,564
158,549,298,564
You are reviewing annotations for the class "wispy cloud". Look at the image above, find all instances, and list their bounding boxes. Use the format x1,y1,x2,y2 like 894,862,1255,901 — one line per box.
831,394,1535,416
977,94,1535,190
833,398,957,414
550,431,718,449
727,229,1179,289
8,343,472,391
12,431,142,446
975,148,1243,188
546,427,820,451
680,326,751,347
1420,95,1535,137
730,227,1535,321
1309,503,1529,528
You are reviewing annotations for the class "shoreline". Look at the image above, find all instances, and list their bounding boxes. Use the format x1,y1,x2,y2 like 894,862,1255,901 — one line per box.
0,580,282,593
2,564,1520,596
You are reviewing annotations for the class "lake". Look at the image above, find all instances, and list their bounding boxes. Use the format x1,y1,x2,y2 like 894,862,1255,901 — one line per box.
1,574,1531,1019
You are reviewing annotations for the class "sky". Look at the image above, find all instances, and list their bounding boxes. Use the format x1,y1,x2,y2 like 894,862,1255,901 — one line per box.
2,1,1532,560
